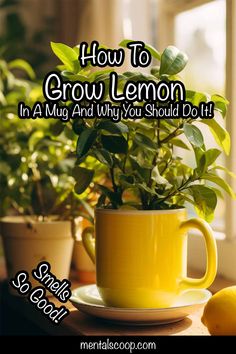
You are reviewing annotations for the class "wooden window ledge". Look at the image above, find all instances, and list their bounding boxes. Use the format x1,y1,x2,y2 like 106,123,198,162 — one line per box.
0,261,234,336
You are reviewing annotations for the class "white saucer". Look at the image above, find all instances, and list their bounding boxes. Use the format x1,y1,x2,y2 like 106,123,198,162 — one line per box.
70,285,211,326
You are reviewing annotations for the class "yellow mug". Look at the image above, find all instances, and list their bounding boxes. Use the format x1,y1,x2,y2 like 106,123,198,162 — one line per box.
82,208,217,308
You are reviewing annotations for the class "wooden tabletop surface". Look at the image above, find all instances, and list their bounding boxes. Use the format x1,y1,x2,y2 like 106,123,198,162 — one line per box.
3,257,233,335
1,277,209,336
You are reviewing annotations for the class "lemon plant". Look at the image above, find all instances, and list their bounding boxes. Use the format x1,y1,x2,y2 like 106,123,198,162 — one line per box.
50,41,235,221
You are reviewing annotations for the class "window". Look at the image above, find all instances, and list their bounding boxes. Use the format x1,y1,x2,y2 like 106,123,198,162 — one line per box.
155,0,236,280
175,1,226,95
175,1,226,232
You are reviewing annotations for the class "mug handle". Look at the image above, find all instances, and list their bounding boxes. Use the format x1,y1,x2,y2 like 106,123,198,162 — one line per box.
179,218,217,291
82,227,96,264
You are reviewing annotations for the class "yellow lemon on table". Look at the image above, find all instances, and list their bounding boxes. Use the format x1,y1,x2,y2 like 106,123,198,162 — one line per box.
202,286,236,335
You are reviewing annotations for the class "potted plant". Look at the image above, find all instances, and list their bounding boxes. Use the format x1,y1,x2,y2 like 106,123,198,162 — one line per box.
0,57,97,288
49,40,234,217
50,41,236,308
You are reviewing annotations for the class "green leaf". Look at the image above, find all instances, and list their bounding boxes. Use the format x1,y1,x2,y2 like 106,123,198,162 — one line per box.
97,121,128,134
211,165,236,178
134,151,153,169
160,46,188,76
61,71,88,81
200,119,230,155
97,193,106,208
211,94,229,118
201,173,236,198
119,174,135,187
186,90,208,106
179,193,195,206
137,182,158,195
119,39,161,60
193,147,204,168
189,185,217,222
8,59,35,79
93,149,113,167
210,187,224,199
202,149,221,166
171,138,190,150
144,43,161,61
129,156,150,182
73,166,94,194
63,125,75,139
51,42,79,72
90,69,114,81
151,165,170,185
76,129,97,158
101,135,128,154
72,120,86,135
97,184,122,208
134,133,158,151
198,148,221,173
184,123,204,147
28,131,44,151
0,91,6,105
122,71,154,82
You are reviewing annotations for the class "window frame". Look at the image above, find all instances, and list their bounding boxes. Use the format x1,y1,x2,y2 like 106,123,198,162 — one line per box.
157,0,236,281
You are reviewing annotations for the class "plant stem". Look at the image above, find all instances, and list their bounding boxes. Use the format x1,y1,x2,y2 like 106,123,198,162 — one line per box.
159,176,193,205
160,161,169,175
139,188,147,209
82,118,90,128
160,118,193,145
34,180,45,218
157,119,160,147
93,117,98,127
148,121,160,188
160,125,182,144
122,133,129,173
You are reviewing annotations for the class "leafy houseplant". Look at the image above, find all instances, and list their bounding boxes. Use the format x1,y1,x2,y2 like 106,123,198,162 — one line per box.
48,41,236,308
0,56,100,285
50,41,235,222
0,56,98,222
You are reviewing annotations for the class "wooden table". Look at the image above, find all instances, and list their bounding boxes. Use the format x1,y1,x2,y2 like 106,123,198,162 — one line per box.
5,256,236,335
1,278,209,336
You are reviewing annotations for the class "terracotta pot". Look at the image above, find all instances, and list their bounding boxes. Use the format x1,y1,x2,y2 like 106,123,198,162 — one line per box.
0,216,74,294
